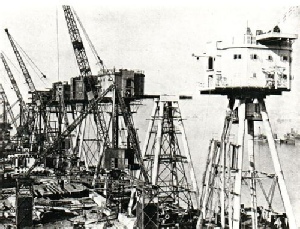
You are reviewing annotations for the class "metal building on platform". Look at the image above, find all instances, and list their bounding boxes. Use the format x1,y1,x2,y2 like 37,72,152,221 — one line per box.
199,27,297,95
195,26,298,229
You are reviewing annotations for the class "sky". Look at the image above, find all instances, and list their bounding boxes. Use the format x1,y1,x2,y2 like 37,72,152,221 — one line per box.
0,1,296,101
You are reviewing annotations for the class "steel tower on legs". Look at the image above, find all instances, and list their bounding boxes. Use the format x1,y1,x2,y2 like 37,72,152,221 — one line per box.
196,27,297,228
137,95,199,229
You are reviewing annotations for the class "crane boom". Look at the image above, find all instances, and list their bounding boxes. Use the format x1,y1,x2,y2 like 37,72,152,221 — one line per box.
5,29,36,94
5,29,55,144
62,6,149,184
0,84,18,129
115,88,149,183
62,5,111,170
73,9,104,69
1,53,28,124
62,5,96,93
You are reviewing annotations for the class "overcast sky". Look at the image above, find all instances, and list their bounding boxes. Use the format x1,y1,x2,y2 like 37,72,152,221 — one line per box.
0,1,296,101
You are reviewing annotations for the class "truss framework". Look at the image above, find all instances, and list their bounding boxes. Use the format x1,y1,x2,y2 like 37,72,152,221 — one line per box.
197,97,296,229
137,96,199,228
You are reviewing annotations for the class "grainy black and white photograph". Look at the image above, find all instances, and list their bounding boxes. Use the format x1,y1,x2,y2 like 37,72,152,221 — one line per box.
0,1,299,228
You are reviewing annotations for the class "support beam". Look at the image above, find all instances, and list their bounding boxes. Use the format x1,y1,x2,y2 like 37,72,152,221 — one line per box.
219,101,233,228
142,99,159,158
232,101,246,228
259,99,297,229
78,118,88,170
246,118,257,229
152,101,163,185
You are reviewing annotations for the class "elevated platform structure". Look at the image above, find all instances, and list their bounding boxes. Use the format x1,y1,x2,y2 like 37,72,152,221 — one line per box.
197,26,297,96
196,26,297,229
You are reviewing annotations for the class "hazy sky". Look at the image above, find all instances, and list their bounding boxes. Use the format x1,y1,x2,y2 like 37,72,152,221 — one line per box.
0,1,296,102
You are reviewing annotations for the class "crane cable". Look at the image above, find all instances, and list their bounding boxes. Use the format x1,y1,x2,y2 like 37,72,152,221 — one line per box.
73,8,104,68
10,35,47,86
72,7,114,76
2,52,23,81
72,6,115,81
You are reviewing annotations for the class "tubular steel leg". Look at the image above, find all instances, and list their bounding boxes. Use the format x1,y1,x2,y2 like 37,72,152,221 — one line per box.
142,99,159,158
220,139,226,229
197,140,217,229
247,118,257,229
232,101,246,228
128,100,159,215
78,118,88,170
227,144,233,229
259,99,297,229
220,121,232,227
152,101,163,185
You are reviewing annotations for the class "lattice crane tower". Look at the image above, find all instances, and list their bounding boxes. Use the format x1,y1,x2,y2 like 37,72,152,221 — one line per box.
195,27,298,228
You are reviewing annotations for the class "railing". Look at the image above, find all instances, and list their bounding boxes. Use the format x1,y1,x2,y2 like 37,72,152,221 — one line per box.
199,73,289,90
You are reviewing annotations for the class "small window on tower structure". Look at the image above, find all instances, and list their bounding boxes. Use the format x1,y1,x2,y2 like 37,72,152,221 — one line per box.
234,54,242,59
208,56,214,70
250,54,258,60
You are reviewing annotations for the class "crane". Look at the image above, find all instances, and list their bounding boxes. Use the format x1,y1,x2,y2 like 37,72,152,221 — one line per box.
62,5,110,173
0,84,18,129
72,9,105,71
5,29,36,94
62,6,149,185
62,5,95,94
5,29,54,146
115,88,149,182
1,53,28,126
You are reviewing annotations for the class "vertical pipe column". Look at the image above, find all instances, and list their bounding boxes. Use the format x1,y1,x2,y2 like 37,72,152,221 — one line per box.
220,99,234,228
227,144,233,229
226,97,235,229
259,99,297,229
142,99,159,158
78,118,88,170
128,100,159,215
198,140,216,229
232,101,246,228
220,138,226,228
111,87,119,148
246,117,257,229
152,101,163,185
169,102,179,204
